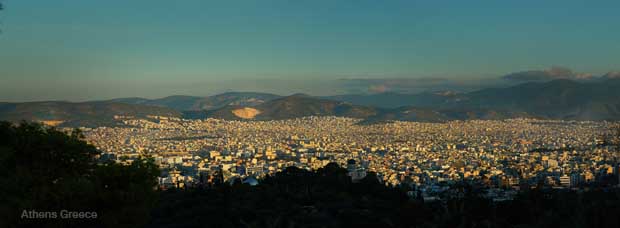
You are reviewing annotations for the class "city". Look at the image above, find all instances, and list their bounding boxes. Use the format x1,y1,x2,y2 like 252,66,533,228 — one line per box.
80,116,620,202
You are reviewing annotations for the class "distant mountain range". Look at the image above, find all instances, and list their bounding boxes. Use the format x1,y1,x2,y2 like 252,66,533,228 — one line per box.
358,107,533,125
322,91,462,109
1,79,619,127
0,101,181,127
109,92,280,111
461,79,620,120
192,94,378,121
324,78,620,120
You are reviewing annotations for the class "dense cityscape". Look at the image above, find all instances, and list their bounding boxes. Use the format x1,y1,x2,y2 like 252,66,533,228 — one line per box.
78,116,620,202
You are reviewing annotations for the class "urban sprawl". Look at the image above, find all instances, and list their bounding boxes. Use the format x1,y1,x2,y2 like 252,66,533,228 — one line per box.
76,116,620,202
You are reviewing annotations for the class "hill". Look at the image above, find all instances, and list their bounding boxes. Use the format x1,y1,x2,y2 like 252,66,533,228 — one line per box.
195,92,281,110
324,91,464,109
359,107,534,124
198,94,378,120
327,79,620,121
109,92,281,111
191,95,530,124
0,101,181,127
461,79,620,120
4,79,619,126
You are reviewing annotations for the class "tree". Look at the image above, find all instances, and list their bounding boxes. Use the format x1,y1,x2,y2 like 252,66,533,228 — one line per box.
0,121,159,227
615,124,620,147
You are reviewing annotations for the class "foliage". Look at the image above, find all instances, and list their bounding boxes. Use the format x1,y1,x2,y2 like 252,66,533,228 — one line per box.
150,163,620,228
0,121,159,227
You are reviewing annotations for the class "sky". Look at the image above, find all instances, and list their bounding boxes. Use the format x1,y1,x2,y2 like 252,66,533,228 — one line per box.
1,0,619,101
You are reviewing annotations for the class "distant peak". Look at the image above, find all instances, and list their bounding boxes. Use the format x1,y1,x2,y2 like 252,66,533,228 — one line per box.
288,93,311,98
602,71,620,79
433,91,460,96
162,95,201,99
546,78,579,84
214,91,280,97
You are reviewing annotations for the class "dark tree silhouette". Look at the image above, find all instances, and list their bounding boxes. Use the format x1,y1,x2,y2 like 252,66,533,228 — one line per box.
149,162,620,228
0,121,159,227
615,124,620,147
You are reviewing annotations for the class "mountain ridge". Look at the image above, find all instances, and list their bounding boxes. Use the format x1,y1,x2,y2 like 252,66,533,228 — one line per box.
106,92,281,111
2,79,619,126
0,101,182,127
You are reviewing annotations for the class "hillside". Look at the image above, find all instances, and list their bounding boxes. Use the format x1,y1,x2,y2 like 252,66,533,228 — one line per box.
195,92,281,110
359,107,534,124
328,79,620,121
109,92,280,111
3,79,619,126
200,94,378,120
0,101,181,127
461,79,620,120
194,95,531,124
324,91,464,109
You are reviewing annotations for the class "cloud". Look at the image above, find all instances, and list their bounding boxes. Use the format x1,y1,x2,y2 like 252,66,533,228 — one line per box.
502,66,594,81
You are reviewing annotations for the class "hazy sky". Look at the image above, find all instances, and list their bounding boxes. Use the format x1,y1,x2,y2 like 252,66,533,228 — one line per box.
1,0,619,101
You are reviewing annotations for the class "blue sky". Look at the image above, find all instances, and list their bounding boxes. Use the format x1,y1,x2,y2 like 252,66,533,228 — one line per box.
1,0,619,101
